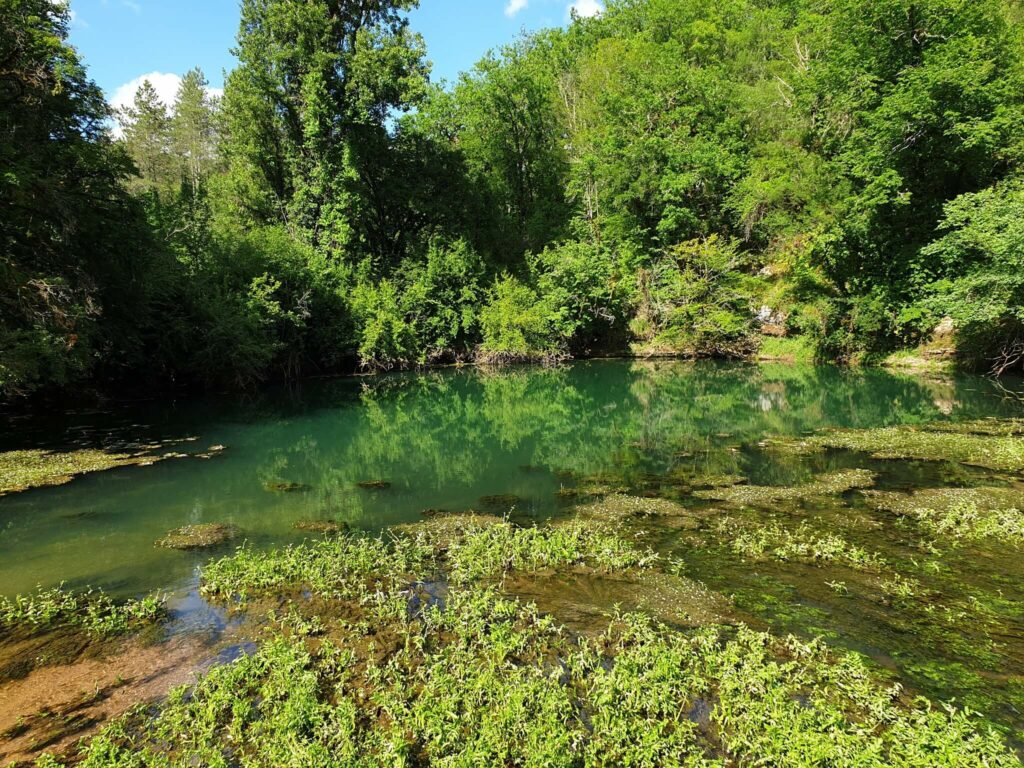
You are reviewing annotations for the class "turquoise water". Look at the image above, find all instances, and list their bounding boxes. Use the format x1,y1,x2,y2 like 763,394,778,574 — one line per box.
1,360,1019,598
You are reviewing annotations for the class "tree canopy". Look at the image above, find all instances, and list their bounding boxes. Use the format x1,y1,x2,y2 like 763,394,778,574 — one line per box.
4,0,1024,400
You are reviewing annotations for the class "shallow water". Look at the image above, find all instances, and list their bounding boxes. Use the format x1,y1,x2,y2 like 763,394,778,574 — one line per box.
0,360,1007,597
3,360,1024,737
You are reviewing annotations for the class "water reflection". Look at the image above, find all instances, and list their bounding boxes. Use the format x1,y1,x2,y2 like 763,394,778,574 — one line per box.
0,360,1020,598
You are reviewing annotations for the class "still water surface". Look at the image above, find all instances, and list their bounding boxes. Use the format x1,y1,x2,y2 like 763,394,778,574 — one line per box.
0,360,1019,597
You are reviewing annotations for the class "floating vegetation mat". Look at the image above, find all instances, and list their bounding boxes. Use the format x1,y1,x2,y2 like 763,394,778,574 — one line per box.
695,469,876,505
787,423,1024,471
865,487,1024,545
156,524,241,550
715,517,887,571
0,442,224,497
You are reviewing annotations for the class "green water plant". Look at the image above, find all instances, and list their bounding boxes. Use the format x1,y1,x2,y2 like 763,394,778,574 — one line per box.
0,449,162,497
799,424,1024,471
867,488,1024,545
718,518,887,571
33,586,1022,767
445,519,658,583
0,586,165,638
200,535,434,603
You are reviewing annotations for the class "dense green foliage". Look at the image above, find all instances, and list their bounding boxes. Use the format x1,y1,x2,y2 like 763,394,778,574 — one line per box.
5,0,1024,398
33,528,1024,767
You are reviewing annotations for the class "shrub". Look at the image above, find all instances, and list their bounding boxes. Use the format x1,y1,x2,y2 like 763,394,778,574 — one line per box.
478,275,564,363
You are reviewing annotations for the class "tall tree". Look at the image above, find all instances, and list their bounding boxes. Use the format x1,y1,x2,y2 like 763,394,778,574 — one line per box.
219,0,428,258
119,80,175,194
0,0,141,396
172,68,218,196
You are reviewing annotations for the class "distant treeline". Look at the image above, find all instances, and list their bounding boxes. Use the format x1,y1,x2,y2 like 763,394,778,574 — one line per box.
4,0,1024,399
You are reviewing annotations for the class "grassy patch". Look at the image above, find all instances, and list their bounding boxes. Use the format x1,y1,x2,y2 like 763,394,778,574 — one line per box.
0,586,165,639
445,519,657,583
35,587,1022,768
717,518,887,571
867,487,1024,545
757,335,815,364
200,535,433,603
695,469,875,505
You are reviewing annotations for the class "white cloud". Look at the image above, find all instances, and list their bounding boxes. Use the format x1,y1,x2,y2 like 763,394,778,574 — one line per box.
505,0,528,17
111,71,182,115
121,0,141,13
568,0,603,18
108,72,221,137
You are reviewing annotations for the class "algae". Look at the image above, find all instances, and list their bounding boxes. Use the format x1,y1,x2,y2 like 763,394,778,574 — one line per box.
156,524,241,550
694,469,875,505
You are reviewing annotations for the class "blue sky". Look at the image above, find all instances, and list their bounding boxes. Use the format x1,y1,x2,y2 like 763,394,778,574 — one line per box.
64,0,603,112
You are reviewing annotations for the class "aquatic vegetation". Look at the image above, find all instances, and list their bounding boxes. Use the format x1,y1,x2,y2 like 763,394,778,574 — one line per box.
155,523,241,550
200,535,434,602
573,493,698,522
394,512,506,549
695,469,875,505
718,518,886,571
478,493,524,510
445,519,658,583
880,573,925,600
292,519,349,534
261,480,308,493
355,480,391,490
0,586,165,638
800,424,1024,471
34,587,1022,768
867,488,1024,545
0,449,162,497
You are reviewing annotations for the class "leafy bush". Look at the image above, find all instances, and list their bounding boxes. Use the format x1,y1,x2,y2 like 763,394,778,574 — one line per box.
631,236,761,358
531,240,628,353
923,180,1024,373
477,275,564,364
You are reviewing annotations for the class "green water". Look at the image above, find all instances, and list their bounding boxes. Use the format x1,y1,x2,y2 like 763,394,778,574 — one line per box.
3,360,1024,736
0,360,1019,598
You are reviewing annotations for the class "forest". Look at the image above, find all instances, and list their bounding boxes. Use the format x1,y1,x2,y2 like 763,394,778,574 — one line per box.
4,0,1024,400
